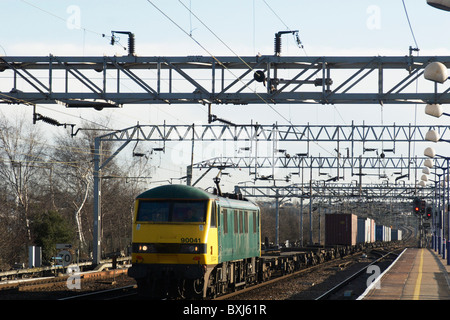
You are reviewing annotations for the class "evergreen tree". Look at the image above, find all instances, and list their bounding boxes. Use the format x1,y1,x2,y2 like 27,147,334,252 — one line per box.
31,210,74,263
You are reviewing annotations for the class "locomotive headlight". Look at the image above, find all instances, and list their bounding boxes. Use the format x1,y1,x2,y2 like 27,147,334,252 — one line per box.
137,244,150,252
184,245,198,253
179,243,206,254
134,243,156,253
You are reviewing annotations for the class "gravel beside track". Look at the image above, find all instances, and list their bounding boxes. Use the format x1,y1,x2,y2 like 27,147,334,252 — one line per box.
0,272,137,300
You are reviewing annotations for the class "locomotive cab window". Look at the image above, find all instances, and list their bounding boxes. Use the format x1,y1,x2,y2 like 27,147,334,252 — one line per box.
210,202,217,228
223,209,228,234
239,211,243,234
137,201,169,222
136,200,207,223
252,211,257,233
244,211,248,233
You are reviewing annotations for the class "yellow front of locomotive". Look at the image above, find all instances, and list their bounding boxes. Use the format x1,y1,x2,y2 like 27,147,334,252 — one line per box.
130,186,218,267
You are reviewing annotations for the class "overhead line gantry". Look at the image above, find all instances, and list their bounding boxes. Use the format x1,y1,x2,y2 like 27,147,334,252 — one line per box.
1,55,450,107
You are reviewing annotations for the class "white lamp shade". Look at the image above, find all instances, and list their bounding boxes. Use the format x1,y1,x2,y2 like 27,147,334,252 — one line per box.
424,158,434,168
422,167,431,174
424,61,448,83
424,147,436,158
427,0,450,11
425,129,441,142
418,180,426,187
425,104,443,118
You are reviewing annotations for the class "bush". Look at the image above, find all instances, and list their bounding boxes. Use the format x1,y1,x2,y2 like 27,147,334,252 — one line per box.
31,210,75,263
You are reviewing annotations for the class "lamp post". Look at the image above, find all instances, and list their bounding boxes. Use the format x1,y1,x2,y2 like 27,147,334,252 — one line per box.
425,169,444,253
424,146,450,264
424,56,450,261
419,175,428,248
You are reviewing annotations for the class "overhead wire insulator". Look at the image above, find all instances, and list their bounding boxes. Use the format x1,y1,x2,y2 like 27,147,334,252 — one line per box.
274,33,282,56
34,113,62,126
274,30,299,56
33,107,76,133
128,33,135,56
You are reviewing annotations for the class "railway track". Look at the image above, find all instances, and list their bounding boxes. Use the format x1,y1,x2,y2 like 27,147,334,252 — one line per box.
0,269,136,300
29,246,405,301
0,226,415,301
58,285,138,300
213,252,357,300
315,248,403,300
218,245,407,300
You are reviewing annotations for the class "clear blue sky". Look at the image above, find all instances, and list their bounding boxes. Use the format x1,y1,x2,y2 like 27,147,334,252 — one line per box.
1,0,449,188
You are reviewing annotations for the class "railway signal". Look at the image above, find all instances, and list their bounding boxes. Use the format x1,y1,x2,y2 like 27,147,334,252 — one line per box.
413,198,426,215
426,207,432,220
420,200,426,215
413,197,421,214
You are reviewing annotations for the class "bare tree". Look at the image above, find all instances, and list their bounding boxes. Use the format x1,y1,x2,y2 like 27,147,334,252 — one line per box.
0,112,47,243
51,129,96,253
50,121,134,256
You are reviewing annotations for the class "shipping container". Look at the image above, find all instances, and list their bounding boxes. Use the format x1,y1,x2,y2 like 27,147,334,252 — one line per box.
357,217,371,243
391,229,402,241
370,219,375,243
325,214,358,246
375,224,385,242
376,225,392,242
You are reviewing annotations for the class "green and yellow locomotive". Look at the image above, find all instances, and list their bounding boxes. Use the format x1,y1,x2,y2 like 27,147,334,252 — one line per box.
128,184,261,298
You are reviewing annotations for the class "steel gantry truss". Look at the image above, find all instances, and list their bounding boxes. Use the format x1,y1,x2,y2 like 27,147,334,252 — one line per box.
94,121,450,182
234,183,434,201
192,155,446,178
95,121,450,181
1,55,450,106
93,122,450,142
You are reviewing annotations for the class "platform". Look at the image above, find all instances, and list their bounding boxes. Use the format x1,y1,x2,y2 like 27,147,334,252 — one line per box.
359,248,450,300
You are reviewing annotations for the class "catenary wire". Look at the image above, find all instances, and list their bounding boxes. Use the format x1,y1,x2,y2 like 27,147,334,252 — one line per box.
173,0,333,158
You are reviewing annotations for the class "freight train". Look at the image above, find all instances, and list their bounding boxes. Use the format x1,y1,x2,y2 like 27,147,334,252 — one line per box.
128,184,404,299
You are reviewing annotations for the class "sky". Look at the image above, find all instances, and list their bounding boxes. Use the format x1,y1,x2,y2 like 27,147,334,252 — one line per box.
1,0,449,191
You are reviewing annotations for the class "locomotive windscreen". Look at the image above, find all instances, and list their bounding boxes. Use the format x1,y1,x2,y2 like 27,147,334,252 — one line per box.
137,200,207,223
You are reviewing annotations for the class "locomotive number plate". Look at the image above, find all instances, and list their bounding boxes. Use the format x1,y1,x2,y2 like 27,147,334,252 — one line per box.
180,237,201,243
